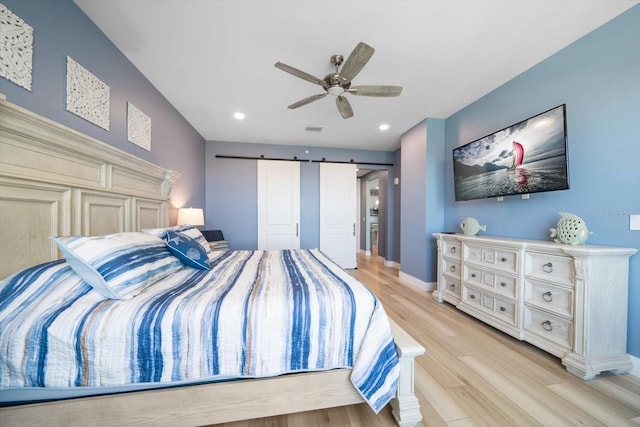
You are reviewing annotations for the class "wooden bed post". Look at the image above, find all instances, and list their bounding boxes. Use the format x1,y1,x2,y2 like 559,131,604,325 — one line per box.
389,320,425,427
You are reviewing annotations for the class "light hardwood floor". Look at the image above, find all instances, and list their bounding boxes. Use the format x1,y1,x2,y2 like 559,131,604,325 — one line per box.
217,253,640,427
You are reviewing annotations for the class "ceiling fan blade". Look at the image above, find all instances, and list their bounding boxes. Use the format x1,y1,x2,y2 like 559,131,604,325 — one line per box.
275,62,325,87
287,93,327,109
349,85,403,97
339,42,375,83
336,96,354,119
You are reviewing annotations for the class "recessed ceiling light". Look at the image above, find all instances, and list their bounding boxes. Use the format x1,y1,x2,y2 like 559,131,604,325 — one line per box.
379,123,389,131
233,112,245,120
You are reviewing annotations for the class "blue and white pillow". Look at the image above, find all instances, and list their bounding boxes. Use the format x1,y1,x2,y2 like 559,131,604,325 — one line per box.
53,232,184,300
165,230,210,270
143,225,212,256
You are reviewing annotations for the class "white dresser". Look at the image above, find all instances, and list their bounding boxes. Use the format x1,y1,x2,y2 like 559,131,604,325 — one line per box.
433,233,637,380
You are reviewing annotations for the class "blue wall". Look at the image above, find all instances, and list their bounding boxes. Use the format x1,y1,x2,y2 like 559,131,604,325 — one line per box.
400,122,427,282
425,118,446,281
0,0,206,217
205,141,396,254
442,6,640,356
401,119,445,284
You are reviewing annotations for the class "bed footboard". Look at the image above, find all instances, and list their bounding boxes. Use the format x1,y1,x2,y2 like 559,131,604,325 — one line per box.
0,320,424,427
389,319,426,427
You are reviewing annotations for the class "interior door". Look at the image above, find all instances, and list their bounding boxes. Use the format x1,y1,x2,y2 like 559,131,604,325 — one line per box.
320,163,357,269
257,160,300,250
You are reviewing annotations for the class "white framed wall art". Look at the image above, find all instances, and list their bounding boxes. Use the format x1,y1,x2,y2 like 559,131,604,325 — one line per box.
0,3,34,91
66,55,110,130
127,102,151,151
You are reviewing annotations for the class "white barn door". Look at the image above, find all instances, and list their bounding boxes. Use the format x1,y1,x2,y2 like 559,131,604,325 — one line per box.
320,163,357,269
257,160,300,250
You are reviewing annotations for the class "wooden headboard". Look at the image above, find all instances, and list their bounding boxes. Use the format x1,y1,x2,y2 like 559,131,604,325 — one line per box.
0,94,180,279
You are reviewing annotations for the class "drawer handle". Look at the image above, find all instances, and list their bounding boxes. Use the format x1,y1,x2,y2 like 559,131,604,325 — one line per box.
542,291,553,302
470,294,476,299
450,247,456,254
450,265,456,273
500,306,506,312
500,282,507,287
500,257,508,262
449,284,456,291
543,262,554,273
542,320,553,331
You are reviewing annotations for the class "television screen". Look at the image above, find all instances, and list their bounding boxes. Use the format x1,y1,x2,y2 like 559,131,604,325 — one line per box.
453,104,569,201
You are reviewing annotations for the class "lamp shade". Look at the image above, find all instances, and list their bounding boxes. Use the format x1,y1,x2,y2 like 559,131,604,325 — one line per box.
177,207,204,226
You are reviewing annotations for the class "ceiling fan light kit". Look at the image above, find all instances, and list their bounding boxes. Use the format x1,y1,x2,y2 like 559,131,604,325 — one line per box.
275,42,402,119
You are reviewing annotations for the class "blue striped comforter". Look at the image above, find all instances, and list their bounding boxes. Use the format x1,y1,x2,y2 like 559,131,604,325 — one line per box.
0,249,399,412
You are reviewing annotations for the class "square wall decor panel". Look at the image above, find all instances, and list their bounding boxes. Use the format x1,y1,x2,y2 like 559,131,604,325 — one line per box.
0,3,34,91
127,102,151,151
66,56,110,130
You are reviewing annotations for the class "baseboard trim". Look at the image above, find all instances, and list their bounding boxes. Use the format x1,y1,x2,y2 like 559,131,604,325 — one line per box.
630,354,640,378
357,250,400,269
385,260,401,269
398,271,436,292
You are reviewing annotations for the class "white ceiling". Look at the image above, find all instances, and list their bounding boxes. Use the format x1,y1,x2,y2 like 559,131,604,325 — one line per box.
74,0,638,151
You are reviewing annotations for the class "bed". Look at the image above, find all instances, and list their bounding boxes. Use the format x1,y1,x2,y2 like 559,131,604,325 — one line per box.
0,94,424,426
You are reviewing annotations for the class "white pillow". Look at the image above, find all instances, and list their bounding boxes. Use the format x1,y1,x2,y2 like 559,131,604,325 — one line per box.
53,232,183,299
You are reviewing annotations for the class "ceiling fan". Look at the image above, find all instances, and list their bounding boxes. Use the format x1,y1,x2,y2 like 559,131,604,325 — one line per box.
274,42,402,119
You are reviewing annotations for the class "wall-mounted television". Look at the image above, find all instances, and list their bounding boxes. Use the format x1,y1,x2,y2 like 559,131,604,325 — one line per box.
453,104,569,201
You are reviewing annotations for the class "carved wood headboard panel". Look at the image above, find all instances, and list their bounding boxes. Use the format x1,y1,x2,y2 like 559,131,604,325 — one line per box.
0,95,181,279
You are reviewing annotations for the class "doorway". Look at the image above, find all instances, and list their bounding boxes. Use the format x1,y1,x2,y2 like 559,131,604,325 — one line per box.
366,178,379,257
358,170,388,262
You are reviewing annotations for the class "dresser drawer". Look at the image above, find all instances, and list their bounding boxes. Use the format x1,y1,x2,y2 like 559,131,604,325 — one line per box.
494,298,517,325
525,252,574,286
463,286,517,326
464,265,485,287
525,280,573,318
494,273,517,298
443,258,461,277
441,275,461,300
523,306,573,351
465,287,482,307
465,244,518,273
442,238,461,260
464,265,517,298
